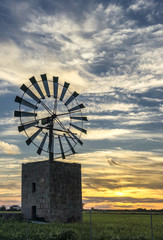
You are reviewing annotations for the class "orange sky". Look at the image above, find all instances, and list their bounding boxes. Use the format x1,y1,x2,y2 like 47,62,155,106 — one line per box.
1,150,163,210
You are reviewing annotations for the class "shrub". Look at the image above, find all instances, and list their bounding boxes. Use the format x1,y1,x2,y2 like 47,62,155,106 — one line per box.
56,229,79,240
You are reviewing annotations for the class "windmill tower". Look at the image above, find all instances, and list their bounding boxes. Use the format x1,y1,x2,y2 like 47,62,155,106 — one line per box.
15,74,87,222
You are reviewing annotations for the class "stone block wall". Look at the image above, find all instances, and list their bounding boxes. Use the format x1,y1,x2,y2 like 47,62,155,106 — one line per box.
50,161,82,222
22,160,82,222
22,161,50,220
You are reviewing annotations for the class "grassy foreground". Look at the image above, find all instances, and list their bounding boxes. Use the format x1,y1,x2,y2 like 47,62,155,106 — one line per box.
0,211,163,240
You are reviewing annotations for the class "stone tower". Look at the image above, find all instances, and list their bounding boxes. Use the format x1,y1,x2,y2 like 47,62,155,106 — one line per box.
22,160,82,222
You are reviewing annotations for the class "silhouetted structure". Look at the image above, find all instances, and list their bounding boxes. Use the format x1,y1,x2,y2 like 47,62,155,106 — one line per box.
15,74,87,222
22,161,82,222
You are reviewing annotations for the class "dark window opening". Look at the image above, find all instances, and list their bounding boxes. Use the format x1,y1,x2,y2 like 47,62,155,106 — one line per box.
32,206,36,220
32,183,36,193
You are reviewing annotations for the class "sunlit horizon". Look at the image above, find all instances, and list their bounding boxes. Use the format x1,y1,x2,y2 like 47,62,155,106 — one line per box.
0,0,163,211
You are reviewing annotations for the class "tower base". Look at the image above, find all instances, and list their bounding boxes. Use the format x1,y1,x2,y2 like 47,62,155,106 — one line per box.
22,160,82,222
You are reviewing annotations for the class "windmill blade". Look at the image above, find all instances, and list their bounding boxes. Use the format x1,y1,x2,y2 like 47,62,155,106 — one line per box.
41,74,50,97
70,123,87,134
58,136,65,159
64,134,76,154
70,116,88,121
29,76,45,99
18,120,39,132
68,129,83,145
53,76,58,98
14,111,37,117
26,128,42,145
21,83,52,115
60,82,70,101
68,103,85,112
65,91,79,106
37,132,48,155
20,84,40,103
15,96,38,110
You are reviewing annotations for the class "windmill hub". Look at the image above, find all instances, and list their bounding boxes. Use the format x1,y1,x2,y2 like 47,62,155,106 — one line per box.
52,113,57,119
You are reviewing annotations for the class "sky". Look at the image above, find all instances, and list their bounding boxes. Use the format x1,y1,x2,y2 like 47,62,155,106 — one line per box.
0,0,163,210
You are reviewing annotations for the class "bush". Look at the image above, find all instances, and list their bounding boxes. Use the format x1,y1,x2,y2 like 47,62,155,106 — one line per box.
0,205,6,211
56,229,79,240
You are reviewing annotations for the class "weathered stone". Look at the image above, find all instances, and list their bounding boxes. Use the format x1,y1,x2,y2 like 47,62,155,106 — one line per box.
22,160,82,222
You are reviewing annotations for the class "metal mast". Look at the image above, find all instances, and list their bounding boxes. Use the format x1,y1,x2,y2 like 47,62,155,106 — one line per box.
48,121,54,162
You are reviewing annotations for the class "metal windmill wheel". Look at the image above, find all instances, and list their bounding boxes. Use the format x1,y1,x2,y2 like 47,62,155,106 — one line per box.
14,74,87,161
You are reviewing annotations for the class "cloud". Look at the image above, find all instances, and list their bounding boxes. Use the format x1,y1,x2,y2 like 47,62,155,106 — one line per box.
0,117,17,125
0,0,162,210
83,195,163,209
0,1,162,95
107,159,120,166
70,150,163,194
83,129,132,140
83,128,163,141
0,129,20,137
0,141,21,155
86,102,138,113
84,196,163,204
128,0,156,12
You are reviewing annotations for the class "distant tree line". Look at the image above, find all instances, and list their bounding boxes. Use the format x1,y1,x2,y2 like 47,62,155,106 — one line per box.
0,205,6,211
83,207,163,213
0,205,21,211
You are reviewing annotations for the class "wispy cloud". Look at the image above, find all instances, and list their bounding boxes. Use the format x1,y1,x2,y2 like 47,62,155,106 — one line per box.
69,149,163,209
0,0,162,209
0,1,162,94
83,128,163,141
84,129,132,140
128,0,156,12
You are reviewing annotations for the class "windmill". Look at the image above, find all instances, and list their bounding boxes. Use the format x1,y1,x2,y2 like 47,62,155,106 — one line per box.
14,74,87,161
14,74,87,222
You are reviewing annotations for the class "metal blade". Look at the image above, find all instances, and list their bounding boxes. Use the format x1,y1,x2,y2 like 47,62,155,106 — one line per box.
18,121,39,132
37,132,48,155
29,76,45,99
70,123,87,134
68,103,85,112
41,74,50,97
53,76,58,98
68,129,83,145
14,111,37,117
65,91,79,106
15,96,38,110
60,82,70,101
58,136,65,159
70,116,88,121
26,128,42,145
64,134,76,154
20,84,40,103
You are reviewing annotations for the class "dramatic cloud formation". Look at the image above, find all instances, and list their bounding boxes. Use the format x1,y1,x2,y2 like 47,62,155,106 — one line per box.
73,150,163,209
0,0,162,209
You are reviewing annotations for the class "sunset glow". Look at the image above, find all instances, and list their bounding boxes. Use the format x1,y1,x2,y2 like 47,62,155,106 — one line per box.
0,0,163,210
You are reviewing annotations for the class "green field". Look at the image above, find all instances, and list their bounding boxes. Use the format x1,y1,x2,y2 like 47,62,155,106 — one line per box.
0,211,163,240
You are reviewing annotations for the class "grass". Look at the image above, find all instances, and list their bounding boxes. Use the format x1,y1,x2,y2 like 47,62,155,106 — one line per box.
0,211,21,213
0,211,163,240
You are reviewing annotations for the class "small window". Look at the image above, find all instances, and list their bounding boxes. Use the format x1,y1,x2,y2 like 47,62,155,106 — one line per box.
32,206,36,219
32,183,36,193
